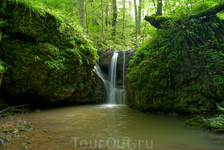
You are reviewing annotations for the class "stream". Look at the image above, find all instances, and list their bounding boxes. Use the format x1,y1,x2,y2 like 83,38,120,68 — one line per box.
1,104,224,150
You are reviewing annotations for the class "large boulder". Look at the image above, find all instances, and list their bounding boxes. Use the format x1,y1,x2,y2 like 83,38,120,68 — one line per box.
0,0,105,104
126,13,224,114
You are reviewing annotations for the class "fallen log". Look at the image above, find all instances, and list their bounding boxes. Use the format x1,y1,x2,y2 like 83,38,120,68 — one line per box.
144,2,224,29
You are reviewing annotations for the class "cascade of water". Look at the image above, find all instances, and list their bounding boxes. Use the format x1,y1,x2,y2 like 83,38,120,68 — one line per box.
108,52,118,104
122,50,126,89
94,64,110,97
108,51,126,104
95,51,127,104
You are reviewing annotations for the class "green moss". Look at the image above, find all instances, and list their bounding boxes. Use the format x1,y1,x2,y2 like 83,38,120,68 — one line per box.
186,116,205,128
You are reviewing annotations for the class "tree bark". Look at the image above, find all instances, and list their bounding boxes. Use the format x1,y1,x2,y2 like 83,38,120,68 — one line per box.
112,0,117,38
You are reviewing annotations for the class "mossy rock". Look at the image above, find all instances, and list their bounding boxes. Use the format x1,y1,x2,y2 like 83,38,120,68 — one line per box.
185,116,205,128
0,0,104,104
125,3,224,114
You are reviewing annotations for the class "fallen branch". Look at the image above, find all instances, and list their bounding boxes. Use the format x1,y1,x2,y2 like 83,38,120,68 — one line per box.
0,104,27,114
144,2,224,29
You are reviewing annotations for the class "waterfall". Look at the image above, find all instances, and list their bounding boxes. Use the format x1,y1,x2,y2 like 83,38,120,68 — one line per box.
95,51,126,104
108,51,126,104
94,64,110,98
122,50,126,89
109,52,118,104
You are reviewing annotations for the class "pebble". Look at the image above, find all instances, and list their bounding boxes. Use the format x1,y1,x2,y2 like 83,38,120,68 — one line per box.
27,141,32,144
20,143,26,147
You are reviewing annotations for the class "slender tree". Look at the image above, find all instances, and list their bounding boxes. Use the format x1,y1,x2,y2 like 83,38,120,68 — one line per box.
112,0,117,38
91,0,97,25
134,0,138,41
122,0,126,39
77,0,87,32
71,0,74,17
137,0,143,34
106,2,109,34
102,0,104,35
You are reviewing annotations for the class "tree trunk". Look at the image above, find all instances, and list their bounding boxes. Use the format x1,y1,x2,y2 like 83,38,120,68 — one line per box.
102,0,104,35
85,0,88,33
71,0,74,17
91,0,97,25
156,0,162,16
77,0,86,29
134,0,138,41
112,0,117,38
106,3,109,34
66,0,69,16
122,0,126,39
137,0,143,34
143,2,149,42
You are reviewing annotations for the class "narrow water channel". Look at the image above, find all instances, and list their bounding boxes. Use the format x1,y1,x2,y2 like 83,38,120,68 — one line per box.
1,104,223,150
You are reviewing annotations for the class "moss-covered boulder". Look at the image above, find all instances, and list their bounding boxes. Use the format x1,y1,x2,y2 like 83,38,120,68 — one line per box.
0,0,105,104
126,8,224,114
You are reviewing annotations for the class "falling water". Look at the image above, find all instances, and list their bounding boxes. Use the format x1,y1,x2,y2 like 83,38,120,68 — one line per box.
95,51,126,104
109,52,118,104
122,50,126,89
94,64,110,97
108,51,126,104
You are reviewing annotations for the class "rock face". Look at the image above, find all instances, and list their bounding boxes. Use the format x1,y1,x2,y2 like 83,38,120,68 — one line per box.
0,0,105,104
125,15,224,114
98,48,136,87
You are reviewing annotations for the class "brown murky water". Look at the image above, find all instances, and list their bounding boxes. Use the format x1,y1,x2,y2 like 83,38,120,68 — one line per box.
1,104,224,150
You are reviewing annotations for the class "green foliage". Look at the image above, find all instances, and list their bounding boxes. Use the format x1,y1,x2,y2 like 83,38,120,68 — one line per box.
206,115,224,128
3,112,11,117
0,59,7,73
192,84,199,91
